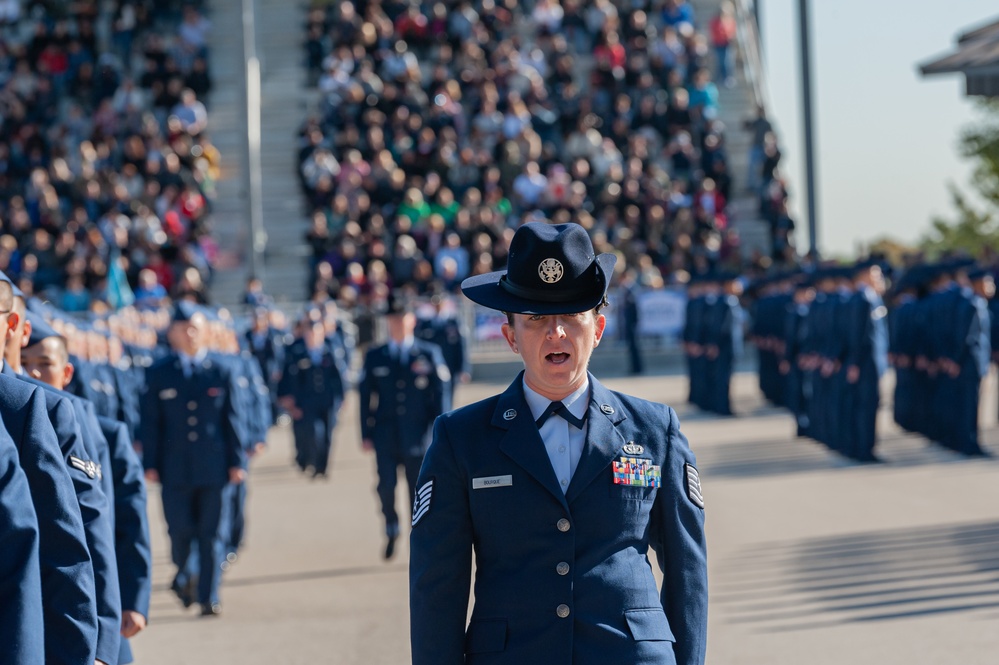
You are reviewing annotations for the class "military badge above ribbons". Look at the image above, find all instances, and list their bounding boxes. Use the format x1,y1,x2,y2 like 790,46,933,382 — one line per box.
612,457,661,487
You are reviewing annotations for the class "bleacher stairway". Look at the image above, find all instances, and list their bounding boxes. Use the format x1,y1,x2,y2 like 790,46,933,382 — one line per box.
206,0,314,310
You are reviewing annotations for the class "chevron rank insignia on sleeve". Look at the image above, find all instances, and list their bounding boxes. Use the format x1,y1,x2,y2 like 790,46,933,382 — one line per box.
70,455,101,480
685,463,704,509
412,478,434,527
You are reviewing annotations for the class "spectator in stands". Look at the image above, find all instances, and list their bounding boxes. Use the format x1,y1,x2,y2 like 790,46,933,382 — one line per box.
296,0,799,305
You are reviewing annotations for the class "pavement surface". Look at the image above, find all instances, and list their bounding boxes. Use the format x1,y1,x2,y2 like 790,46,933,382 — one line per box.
131,369,999,664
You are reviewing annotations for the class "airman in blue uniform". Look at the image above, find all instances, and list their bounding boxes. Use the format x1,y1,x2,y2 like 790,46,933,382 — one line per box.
139,302,246,616
1,279,120,663
0,413,45,665
96,415,153,665
360,293,450,559
416,287,471,401
781,274,814,437
706,272,743,416
278,308,347,478
683,275,710,408
842,260,889,462
411,222,707,665
618,268,644,375
22,315,153,664
219,319,271,566
0,276,97,664
244,306,287,424
751,273,795,407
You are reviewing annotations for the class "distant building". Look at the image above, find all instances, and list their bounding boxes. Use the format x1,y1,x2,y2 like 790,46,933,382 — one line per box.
920,16,999,97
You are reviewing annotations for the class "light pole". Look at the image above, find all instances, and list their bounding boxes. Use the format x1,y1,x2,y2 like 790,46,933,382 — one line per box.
797,0,819,256
242,0,266,281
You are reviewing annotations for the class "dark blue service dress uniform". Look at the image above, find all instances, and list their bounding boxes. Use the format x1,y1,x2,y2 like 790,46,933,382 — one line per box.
139,353,244,608
843,286,888,461
0,417,45,665
359,340,450,538
0,373,98,664
97,416,152,665
11,369,122,664
410,373,707,665
416,315,470,400
244,326,286,422
278,339,347,475
222,348,271,560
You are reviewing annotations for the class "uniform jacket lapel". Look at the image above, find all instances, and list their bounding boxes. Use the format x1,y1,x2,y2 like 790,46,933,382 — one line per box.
566,374,627,504
494,374,569,511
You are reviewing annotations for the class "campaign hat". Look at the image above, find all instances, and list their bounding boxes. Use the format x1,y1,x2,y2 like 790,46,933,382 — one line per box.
460,222,616,315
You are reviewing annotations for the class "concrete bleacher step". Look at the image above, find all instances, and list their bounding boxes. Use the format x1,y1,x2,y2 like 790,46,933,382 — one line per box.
206,0,313,309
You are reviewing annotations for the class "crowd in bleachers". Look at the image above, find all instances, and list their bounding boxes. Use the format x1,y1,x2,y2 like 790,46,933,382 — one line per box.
296,0,799,311
0,0,220,313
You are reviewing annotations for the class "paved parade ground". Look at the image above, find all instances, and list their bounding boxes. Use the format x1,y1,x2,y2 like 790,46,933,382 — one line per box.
133,370,999,665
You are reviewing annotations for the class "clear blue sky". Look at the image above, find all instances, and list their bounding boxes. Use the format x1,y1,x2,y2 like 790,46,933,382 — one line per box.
758,0,999,257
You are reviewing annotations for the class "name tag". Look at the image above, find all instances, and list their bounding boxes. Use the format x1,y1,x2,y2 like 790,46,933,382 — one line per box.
372,367,390,377
472,475,513,489
159,389,177,400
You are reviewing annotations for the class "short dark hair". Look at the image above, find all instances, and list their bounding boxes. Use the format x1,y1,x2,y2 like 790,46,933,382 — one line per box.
504,296,608,326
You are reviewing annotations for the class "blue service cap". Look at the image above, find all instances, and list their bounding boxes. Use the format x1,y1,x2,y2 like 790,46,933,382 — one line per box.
967,266,992,282
25,311,60,347
171,300,200,323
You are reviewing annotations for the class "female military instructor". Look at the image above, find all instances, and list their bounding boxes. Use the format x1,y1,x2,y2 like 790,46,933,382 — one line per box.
410,222,707,665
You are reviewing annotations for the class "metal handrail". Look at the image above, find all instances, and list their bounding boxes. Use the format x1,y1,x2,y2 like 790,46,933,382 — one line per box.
734,0,770,112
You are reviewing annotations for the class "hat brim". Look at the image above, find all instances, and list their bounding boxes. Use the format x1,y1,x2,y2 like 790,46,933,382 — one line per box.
461,253,617,315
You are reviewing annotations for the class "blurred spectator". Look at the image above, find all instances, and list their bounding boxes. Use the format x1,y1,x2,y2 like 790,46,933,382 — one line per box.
297,0,799,304
0,1,220,310
709,2,737,87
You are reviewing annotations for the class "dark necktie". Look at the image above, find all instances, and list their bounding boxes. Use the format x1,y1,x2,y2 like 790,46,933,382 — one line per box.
535,400,587,429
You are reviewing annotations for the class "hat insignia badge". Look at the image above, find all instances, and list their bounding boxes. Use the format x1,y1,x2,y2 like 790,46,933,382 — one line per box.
539,258,564,284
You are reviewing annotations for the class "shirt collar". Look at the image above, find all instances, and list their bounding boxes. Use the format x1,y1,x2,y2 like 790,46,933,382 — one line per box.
522,377,590,423
390,336,415,355
178,350,207,366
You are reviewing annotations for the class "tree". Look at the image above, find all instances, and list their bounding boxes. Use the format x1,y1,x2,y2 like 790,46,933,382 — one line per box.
920,99,999,257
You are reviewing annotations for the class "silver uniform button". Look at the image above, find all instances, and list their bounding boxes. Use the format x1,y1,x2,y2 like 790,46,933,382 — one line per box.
557,518,570,532
396,380,406,389
556,562,569,576
556,604,570,618
188,432,198,442
397,393,406,402
187,417,197,426
188,401,197,410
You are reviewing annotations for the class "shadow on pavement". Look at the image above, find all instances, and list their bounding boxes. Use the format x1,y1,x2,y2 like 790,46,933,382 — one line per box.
715,520,999,631
223,562,408,589
694,426,996,479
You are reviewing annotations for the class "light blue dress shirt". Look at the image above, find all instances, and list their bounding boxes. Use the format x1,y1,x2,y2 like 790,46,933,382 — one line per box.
523,379,589,494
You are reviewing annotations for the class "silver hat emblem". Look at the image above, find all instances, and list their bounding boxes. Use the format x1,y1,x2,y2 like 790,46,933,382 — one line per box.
503,409,517,420
539,259,564,284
